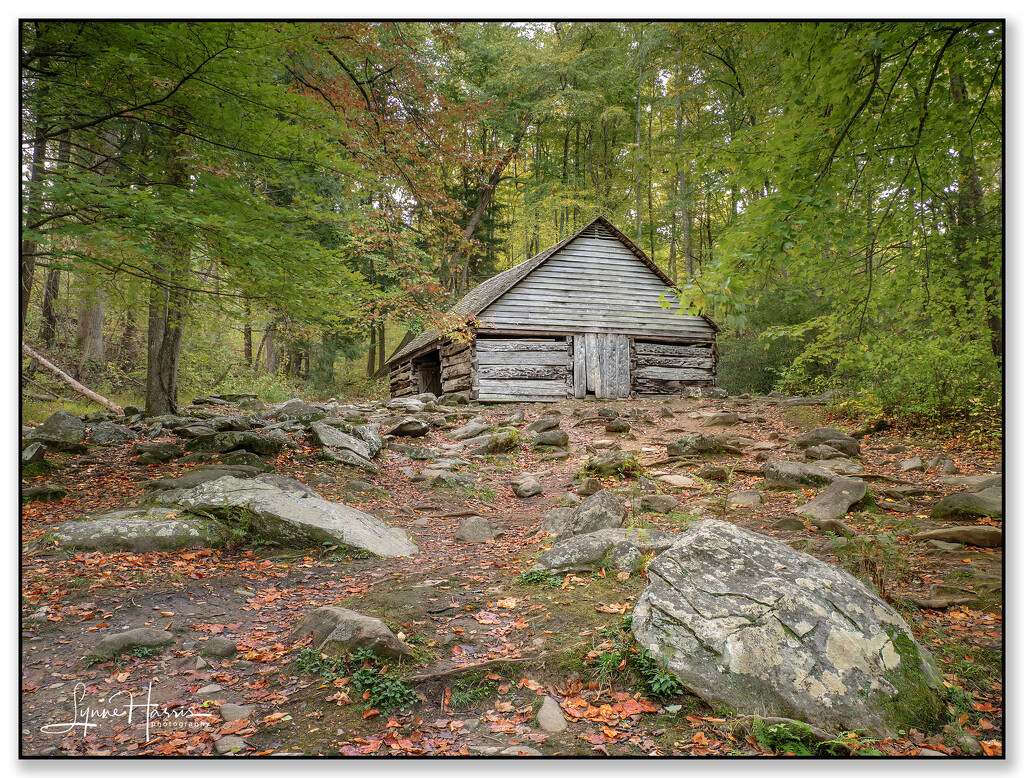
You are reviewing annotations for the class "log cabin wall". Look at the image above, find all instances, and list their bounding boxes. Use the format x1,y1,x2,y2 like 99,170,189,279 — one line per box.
472,337,571,402
632,340,717,396
440,339,474,395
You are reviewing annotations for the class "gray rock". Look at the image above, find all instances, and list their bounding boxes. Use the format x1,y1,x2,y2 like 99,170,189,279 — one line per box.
914,526,1002,548
512,476,543,498
560,490,626,538
454,516,504,542
89,628,174,658
22,484,68,503
702,412,740,427
88,422,139,445
219,703,254,722
388,442,437,461
771,517,806,531
605,418,631,433
727,491,762,509
639,494,678,514
385,418,430,438
288,606,413,659
666,432,727,457
176,476,416,556
533,429,570,448
143,466,261,496
811,518,858,538
900,456,926,472
536,696,567,732
354,425,384,458
21,442,48,465
214,735,248,755
937,474,1001,490
930,492,1001,520
449,420,491,440
657,474,699,488
311,421,371,460
526,416,561,434
25,410,88,451
263,428,299,450
792,428,861,457
274,398,325,423
321,447,380,474
577,477,602,497
131,441,185,462
47,508,232,552
584,450,640,478
532,527,677,573
696,465,729,482
202,636,238,658
541,507,575,534
761,461,838,490
217,450,271,470
794,478,868,521
632,520,945,736
183,431,281,456
499,746,542,756
428,471,477,489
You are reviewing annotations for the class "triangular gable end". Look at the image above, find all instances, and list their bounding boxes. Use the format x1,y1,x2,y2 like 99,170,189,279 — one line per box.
475,218,718,340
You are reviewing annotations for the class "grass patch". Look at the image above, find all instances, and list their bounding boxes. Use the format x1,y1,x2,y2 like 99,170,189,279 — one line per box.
295,647,419,714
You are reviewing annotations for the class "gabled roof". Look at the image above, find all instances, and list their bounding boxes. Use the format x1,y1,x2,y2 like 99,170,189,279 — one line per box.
387,215,716,365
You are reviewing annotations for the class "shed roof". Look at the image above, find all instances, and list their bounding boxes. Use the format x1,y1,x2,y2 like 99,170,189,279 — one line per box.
387,215,716,365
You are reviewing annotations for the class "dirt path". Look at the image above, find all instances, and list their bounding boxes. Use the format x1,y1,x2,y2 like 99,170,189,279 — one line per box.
20,396,1003,756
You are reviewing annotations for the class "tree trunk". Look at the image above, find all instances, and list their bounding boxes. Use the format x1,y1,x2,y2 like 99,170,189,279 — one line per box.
76,287,106,378
118,308,138,372
366,321,377,376
39,268,61,347
263,322,279,375
20,77,49,340
145,128,191,416
243,300,253,366
375,318,386,374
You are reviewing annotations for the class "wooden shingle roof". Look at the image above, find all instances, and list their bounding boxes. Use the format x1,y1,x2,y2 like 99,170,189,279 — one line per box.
386,215,716,365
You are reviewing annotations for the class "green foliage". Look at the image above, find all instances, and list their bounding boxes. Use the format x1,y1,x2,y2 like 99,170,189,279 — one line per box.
632,647,686,699
296,646,418,713
515,570,561,589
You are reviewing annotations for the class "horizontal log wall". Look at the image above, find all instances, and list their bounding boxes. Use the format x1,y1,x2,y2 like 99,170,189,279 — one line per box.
440,339,473,395
473,338,570,402
631,339,716,396
389,359,417,398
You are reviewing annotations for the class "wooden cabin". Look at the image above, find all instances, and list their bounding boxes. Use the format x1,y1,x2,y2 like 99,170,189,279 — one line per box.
386,216,719,402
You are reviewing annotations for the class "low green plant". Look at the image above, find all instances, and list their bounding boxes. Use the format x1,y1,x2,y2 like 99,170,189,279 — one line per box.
515,570,561,589
448,672,499,709
296,647,418,713
633,647,685,699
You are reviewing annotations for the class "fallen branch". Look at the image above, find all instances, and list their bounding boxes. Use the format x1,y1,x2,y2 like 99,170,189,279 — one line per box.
408,654,546,683
21,342,123,415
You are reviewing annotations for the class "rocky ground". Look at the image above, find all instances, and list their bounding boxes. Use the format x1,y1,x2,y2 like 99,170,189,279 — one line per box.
20,392,1003,757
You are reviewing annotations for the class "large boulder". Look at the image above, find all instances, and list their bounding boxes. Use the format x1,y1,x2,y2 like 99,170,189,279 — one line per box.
584,451,640,478
288,606,413,659
385,418,431,438
183,431,282,456
25,410,88,451
761,461,838,490
449,420,491,441
930,491,1002,520
45,508,232,552
531,527,677,574
792,428,861,458
88,422,140,445
454,516,505,543
632,520,946,736
794,478,868,522
311,421,371,460
176,476,416,556
274,398,326,423
666,433,729,457
559,490,626,538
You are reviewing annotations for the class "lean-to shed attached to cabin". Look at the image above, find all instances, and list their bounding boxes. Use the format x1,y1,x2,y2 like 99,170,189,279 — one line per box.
386,216,719,402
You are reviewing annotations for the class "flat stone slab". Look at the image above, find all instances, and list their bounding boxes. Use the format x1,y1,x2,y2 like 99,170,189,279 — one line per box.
531,527,677,574
930,492,1001,520
47,508,231,552
794,478,867,521
89,628,174,659
914,526,1002,548
176,476,416,556
761,461,838,490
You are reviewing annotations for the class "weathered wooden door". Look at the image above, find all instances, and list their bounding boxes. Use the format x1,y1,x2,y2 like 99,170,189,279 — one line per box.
574,333,630,399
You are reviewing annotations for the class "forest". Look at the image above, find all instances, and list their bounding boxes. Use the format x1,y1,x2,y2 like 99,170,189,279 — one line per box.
20,20,1005,759
20,20,1002,428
